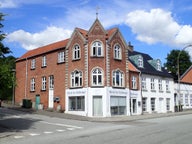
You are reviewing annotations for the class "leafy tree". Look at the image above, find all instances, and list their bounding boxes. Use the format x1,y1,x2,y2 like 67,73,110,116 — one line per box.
164,49,192,81
0,12,16,100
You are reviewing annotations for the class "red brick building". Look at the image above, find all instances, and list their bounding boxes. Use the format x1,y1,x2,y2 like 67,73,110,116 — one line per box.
15,19,141,117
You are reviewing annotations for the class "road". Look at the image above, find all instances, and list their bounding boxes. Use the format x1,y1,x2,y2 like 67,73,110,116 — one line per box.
0,107,192,144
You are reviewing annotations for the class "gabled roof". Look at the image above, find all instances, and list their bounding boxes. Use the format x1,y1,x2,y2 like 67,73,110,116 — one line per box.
180,65,192,84
17,39,69,61
16,19,122,62
128,61,140,73
129,51,173,78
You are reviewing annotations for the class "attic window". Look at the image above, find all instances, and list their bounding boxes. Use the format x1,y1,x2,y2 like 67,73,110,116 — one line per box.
157,60,161,71
138,55,143,68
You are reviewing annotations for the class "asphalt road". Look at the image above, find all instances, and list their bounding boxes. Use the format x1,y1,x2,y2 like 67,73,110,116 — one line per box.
1,107,192,144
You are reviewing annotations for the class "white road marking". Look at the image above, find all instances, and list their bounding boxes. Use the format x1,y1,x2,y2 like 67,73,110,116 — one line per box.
56,129,66,132
14,136,24,139
29,133,40,136
40,121,83,129
67,128,75,131
44,131,53,134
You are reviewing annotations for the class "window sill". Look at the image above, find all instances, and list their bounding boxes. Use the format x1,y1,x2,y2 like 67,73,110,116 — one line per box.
90,56,104,58
41,66,47,68
112,86,125,89
41,89,46,92
142,89,148,92
57,61,65,65
70,86,83,89
72,58,81,61
159,90,164,93
30,68,35,70
166,91,171,93
151,90,156,92
30,91,35,93
114,58,122,61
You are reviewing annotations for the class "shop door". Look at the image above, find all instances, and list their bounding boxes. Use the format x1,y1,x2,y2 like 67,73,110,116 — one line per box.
93,96,103,116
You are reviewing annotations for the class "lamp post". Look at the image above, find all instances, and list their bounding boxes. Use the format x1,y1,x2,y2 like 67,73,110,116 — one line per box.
177,44,192,111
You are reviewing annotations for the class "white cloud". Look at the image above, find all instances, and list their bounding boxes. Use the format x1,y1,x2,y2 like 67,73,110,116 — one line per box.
125,8,192,47
7,26,72,50
0,0,17,8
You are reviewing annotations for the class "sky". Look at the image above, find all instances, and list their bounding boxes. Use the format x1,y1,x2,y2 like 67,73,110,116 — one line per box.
1,0,192,64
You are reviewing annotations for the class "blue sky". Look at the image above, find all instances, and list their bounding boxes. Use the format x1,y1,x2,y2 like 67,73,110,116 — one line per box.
1,0,192,64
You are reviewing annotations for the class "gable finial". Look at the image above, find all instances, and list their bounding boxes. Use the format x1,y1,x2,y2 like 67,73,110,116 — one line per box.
96,6,100,19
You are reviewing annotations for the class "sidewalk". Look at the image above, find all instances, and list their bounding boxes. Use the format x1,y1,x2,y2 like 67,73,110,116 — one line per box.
2,102,192,122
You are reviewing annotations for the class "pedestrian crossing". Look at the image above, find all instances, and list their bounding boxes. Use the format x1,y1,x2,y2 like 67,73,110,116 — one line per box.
13,127,81,139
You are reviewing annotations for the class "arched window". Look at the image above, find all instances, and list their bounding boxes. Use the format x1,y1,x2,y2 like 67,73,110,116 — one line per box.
92,68,103,86
114,44,122,60
91,41,103,57
112,70,124,87
71,70,82,87
73,44,80,60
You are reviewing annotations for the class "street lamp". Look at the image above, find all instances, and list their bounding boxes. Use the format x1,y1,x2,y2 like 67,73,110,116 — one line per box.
177,44,192,111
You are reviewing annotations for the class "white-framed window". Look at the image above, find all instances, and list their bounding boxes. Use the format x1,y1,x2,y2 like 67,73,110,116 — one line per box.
92,68,103,86
42,76,46,90
190,94,192,106
138,55,143,68
58,51,65,63
114,44,122,60
31,59,36,69
91,41,103,57
158,79,162,91
69,96,85,111
73,44,80,60
42,56,47,67
141,77,147,90
49,75,54,89
180,94,183,105
131,76,137,89
142,98,147,112
71,70,82,87
151,98,155,111
166,80,170,92
30,78,35,91
157,59,161,71
166,98,170,111
185,94,189,105
112,70,124,87
150,78,155,91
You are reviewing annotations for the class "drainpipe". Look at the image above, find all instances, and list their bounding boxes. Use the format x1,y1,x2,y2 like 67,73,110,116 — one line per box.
139,71,143,115
25,58,28,99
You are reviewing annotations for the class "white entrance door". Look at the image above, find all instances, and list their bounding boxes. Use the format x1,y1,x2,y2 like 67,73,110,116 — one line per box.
159,98,164,113
93,96,103,116
48,75,54,109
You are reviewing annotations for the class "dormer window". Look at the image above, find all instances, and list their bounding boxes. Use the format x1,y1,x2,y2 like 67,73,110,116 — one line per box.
157,59,161,71
138,55,143,68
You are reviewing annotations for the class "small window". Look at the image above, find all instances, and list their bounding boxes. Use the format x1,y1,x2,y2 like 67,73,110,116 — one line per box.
71,70,82,87
42,56,47,67
114,44,122,60
158,79,162,91
42,76,46,90
92,68,103,86
91,41,103,57
49,75,54,89
166,80,170,92
30,78,35,91
150,78,155,91
73,44,80,60
157,60,161,71
131,76,137,89
31,59,36,69
138,55,143,68
142,77,147,90
112,70,124,87
58,51,65,63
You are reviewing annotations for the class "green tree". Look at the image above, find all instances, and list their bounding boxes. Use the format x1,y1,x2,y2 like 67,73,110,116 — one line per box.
0,12,16,100
164,49,192,81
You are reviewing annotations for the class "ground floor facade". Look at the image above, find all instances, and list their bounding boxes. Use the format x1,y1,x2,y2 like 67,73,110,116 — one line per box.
65,87,142,117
